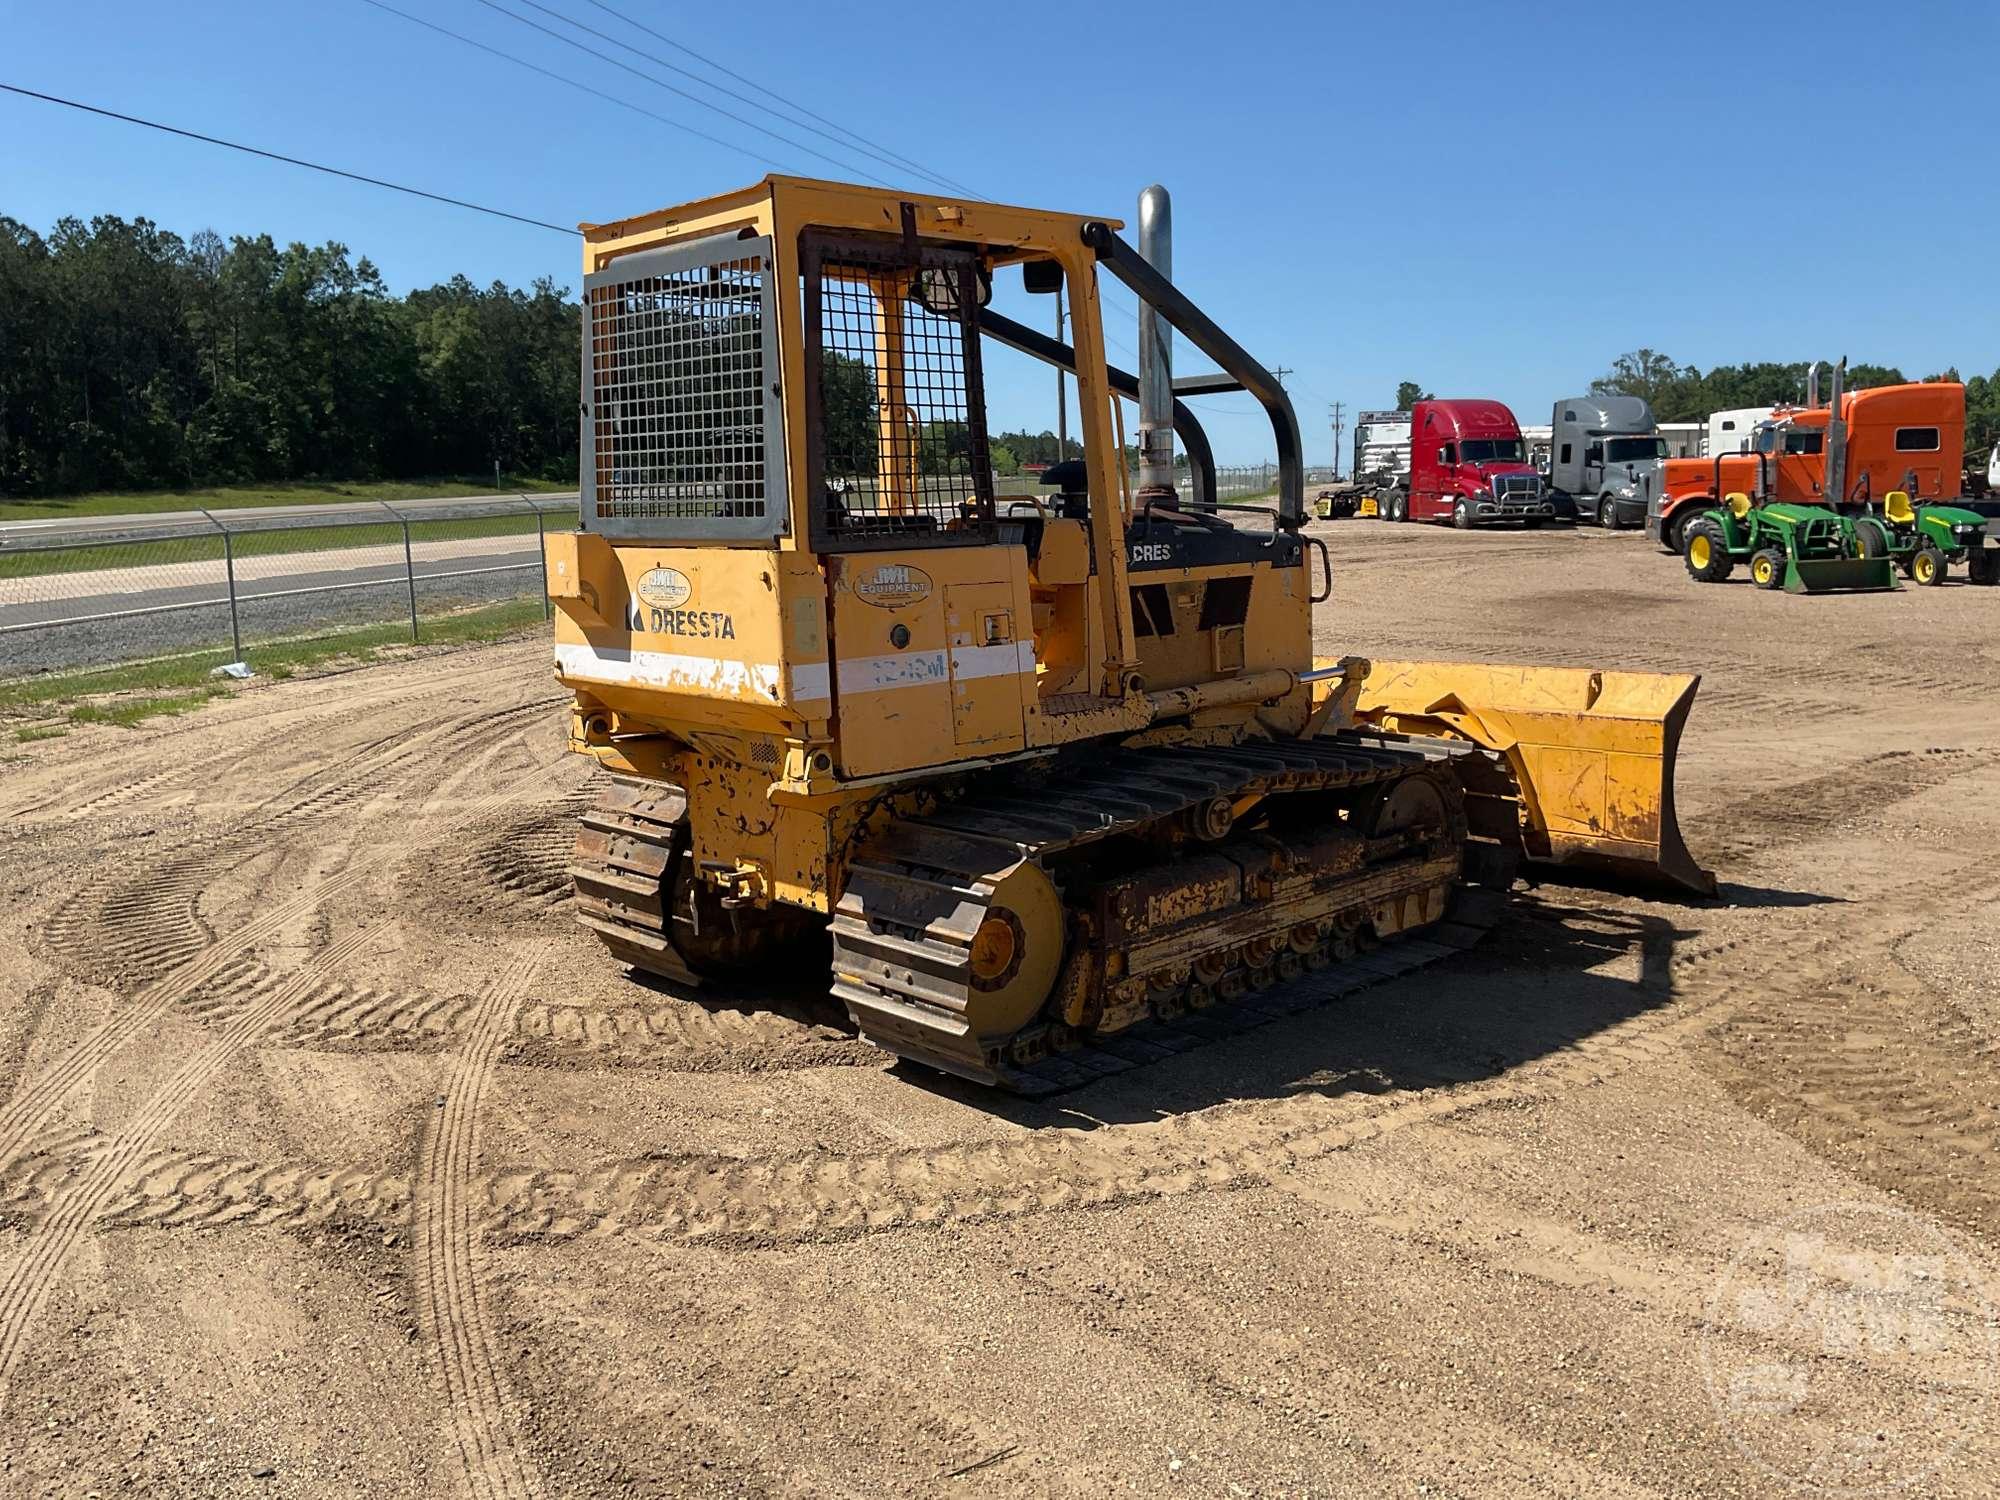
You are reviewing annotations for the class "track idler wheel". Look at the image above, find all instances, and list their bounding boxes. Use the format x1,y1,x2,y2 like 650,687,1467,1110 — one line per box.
963,860,1069,1043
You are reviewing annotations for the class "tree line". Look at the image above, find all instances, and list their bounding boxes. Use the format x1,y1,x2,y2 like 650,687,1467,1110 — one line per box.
1395,351,1999,463
0,214,579,497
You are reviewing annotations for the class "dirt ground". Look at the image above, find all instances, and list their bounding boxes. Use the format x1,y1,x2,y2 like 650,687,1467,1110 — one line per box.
2,519,1998,1499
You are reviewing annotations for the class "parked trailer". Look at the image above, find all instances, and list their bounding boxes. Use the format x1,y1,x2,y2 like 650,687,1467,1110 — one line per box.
1351,409,1413,493
1704,406,1777,457
1545,395,1666,529
1521,423,1553,476
1658,422,1701,459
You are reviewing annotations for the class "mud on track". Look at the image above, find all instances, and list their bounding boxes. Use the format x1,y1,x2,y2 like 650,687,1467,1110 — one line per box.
2,521,1999,1497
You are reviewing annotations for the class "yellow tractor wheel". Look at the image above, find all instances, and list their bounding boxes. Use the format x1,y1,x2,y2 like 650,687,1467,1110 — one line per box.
1687,534,1712,570
1912,543,1947,587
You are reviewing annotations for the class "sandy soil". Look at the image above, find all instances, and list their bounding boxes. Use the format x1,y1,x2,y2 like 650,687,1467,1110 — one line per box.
2,520,1997,1498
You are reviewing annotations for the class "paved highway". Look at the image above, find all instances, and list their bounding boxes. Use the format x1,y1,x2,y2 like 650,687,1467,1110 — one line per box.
1,497,574,675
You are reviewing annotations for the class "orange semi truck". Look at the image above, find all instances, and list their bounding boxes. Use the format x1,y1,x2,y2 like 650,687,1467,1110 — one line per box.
1649,370,1971,554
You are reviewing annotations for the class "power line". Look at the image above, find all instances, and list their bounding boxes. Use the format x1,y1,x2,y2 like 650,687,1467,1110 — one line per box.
465,0,896,187
568,0,974,196
358,0,790,173
0,81,579,236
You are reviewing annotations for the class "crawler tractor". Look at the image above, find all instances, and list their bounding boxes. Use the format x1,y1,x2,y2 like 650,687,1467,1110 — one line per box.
1682,494,1896,594
1852,491,2000,586
547,178,1713,1090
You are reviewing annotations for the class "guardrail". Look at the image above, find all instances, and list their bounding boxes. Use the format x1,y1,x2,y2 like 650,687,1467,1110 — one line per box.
0,493,579,679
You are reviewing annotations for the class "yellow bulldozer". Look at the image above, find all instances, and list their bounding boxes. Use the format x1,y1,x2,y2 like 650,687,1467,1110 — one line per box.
546,176,1711,1091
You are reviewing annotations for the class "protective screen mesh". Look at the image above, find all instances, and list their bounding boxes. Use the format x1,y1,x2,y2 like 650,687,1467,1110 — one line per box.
586,246,774,536
807,234,993,547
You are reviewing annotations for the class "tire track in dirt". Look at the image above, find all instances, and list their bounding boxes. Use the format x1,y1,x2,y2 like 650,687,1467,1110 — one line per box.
1697,886,2000,1242
83,850,1990,1257
36,698,555,990
99,1150,410,1234
1,656,537,824
170,954,865,1072
416,953,548,1500
0,732,555,1174
0,754,562,1394
0,919,388,1389
85,896,1907,1252
1698,747,2000,867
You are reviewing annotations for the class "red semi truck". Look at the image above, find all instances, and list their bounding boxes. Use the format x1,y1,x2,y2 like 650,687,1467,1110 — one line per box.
1381,399,1563,527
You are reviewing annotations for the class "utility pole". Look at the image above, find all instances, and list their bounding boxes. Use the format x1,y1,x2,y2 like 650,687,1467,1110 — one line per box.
1271,365,1293,388
1329,401,1344,480
1054,281,1069,458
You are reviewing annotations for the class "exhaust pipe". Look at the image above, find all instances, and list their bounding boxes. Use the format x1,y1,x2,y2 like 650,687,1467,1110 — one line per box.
1136,184,1176,501
1806,360,1821,408
1824,357,1848,507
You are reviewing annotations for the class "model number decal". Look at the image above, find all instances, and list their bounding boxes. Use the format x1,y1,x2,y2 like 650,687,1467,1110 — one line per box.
646,607,737,640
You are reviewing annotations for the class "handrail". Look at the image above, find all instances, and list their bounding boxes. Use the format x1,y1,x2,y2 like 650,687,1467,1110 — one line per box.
1081,223,1304,528
976,308,1215,512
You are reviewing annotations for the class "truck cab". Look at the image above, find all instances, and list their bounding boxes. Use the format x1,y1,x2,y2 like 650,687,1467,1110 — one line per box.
1402,399,1557,528
1546,395,1666,529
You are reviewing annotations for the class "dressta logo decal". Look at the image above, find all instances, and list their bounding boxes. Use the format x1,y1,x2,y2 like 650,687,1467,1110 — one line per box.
635,567,693,609
854,563,932,609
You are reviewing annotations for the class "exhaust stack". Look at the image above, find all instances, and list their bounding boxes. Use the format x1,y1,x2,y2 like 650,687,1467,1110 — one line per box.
1806,360,1821,408
1824,356,1848,507
1136,184,1176,499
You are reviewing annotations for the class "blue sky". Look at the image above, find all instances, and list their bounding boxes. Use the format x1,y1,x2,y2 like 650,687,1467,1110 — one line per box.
4,0,1994,462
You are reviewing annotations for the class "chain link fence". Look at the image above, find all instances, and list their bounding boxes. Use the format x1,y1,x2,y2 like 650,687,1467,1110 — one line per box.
2,467,1305,683
0,494,577,680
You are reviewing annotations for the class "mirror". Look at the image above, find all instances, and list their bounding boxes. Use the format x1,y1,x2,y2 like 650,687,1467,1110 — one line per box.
1022,259,1064,295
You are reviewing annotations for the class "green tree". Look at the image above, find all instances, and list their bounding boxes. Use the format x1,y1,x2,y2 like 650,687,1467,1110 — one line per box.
1395,381,1430,412
817,352,878,476
990,442,1019,476
0,213,581,500
1590,348,1692,411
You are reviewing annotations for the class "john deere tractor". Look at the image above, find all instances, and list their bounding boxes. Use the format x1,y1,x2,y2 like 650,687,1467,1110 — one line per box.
1851,491,2000,586
1682,493,1896,594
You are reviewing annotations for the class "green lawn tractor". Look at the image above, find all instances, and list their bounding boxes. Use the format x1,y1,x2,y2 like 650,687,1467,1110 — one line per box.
1851,491,2000,586
1682,494,1897,594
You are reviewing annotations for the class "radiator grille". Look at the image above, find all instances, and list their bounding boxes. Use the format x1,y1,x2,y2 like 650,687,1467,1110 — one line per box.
803,230,994,551
582,234,785,540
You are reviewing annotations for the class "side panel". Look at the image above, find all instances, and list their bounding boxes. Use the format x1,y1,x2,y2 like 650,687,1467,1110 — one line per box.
944,582,1026,749
828,548,1033,777
549,541,827,735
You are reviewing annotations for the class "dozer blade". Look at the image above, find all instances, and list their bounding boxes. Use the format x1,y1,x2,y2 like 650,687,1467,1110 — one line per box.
1345,659,1716,896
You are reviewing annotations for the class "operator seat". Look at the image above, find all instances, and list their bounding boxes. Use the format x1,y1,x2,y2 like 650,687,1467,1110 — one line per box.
1042,459,1090,520
1884,490,1916,525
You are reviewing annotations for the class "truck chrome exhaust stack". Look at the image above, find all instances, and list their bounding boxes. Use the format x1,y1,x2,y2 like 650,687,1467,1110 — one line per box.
1806,360,1822,408
1824,357,1848,506
1136,184,1176,499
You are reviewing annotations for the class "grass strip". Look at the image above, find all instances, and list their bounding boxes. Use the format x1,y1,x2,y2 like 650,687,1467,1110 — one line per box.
0,475,573,524
0,597,549,722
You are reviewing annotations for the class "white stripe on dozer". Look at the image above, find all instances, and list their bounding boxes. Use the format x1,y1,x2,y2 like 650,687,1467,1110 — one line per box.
554,639,1034,704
